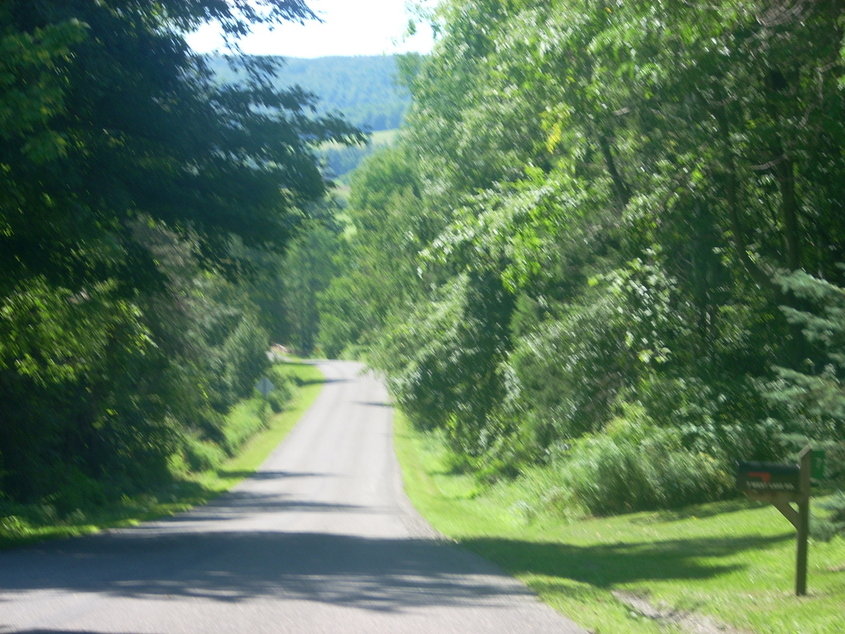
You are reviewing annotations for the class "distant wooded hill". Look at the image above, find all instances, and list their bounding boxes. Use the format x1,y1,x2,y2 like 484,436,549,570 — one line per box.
207,55,411,132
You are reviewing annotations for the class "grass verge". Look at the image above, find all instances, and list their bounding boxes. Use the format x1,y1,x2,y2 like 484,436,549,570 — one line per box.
394,410,845,633
0,360,325,549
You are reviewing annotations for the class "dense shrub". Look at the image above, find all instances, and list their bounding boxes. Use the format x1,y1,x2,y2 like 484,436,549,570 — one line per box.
376,272,514,456
264,366,296,413
49,468,108,516
182,435,227,472
554,414,733,515
221,317,271,400
638,374,784,464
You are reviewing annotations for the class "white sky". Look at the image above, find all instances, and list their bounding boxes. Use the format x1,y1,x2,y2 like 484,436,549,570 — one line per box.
187,0,435,58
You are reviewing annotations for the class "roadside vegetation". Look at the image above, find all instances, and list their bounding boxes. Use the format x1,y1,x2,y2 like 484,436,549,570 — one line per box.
313,4,845,628
0,361,324,549
1,1,359,537
319,0,845,534
394,411,845,633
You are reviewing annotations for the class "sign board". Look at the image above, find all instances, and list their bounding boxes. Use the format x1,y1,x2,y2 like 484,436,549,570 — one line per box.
255,376,275,397
736,461,800,494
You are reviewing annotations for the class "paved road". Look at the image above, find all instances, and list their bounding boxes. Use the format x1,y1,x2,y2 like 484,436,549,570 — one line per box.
0,360,583,633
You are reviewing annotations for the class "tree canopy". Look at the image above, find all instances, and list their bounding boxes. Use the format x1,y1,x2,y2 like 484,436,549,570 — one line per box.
320,0,845,518
0,0,356,508
2,0,360,296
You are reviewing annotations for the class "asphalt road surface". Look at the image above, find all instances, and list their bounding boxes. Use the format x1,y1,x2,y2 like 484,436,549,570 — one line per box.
0,360,584,633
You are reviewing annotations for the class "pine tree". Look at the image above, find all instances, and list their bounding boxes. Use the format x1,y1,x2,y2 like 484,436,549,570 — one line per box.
766,268,845,537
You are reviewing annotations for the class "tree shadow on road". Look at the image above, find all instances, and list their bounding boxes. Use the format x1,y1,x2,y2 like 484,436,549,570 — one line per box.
215,469,325,481
354,401,393,409
0,527,789,613
0,530,535,612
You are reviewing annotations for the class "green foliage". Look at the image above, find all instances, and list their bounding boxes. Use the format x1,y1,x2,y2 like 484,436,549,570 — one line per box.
48,469,109,516
762,268,845,536
218,400,266,455
554,416,733,516
767,269,845,432
818,492,845,541
0,277,150,384
0,1,357,510
221,316,271,401
182,435,228,473
638,374,783,464
2,2,358,299
318,145,433,358
279,216,344,354
265,365,296,413
322,0,845,515
505,285,632,446
0,10,86,148
376,270,515,457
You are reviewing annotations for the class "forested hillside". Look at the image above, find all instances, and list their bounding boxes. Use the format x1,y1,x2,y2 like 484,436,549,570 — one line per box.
0,0,358,518
207,54,412,132
319,0,845,522
208,54,410,180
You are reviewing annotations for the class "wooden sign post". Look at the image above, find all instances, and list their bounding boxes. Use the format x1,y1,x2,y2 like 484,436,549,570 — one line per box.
796,446,811,596
736,446,813,596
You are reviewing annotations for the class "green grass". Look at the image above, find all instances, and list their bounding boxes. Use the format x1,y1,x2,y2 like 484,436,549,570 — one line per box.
0,361,325,549
394,411,845,633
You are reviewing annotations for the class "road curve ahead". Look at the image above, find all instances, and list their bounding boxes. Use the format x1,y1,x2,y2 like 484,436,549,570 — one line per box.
0,360,584,633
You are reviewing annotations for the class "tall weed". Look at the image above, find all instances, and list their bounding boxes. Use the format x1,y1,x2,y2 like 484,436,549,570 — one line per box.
551,414,732,515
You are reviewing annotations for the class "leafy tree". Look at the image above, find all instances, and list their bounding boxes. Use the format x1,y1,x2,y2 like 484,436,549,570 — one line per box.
319,145,431,357
279,214,344,355
323,0,845,514
2,0,359,296
0,0,359,506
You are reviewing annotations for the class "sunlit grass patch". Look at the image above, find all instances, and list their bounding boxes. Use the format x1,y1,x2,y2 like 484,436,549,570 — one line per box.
394,410,845,633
